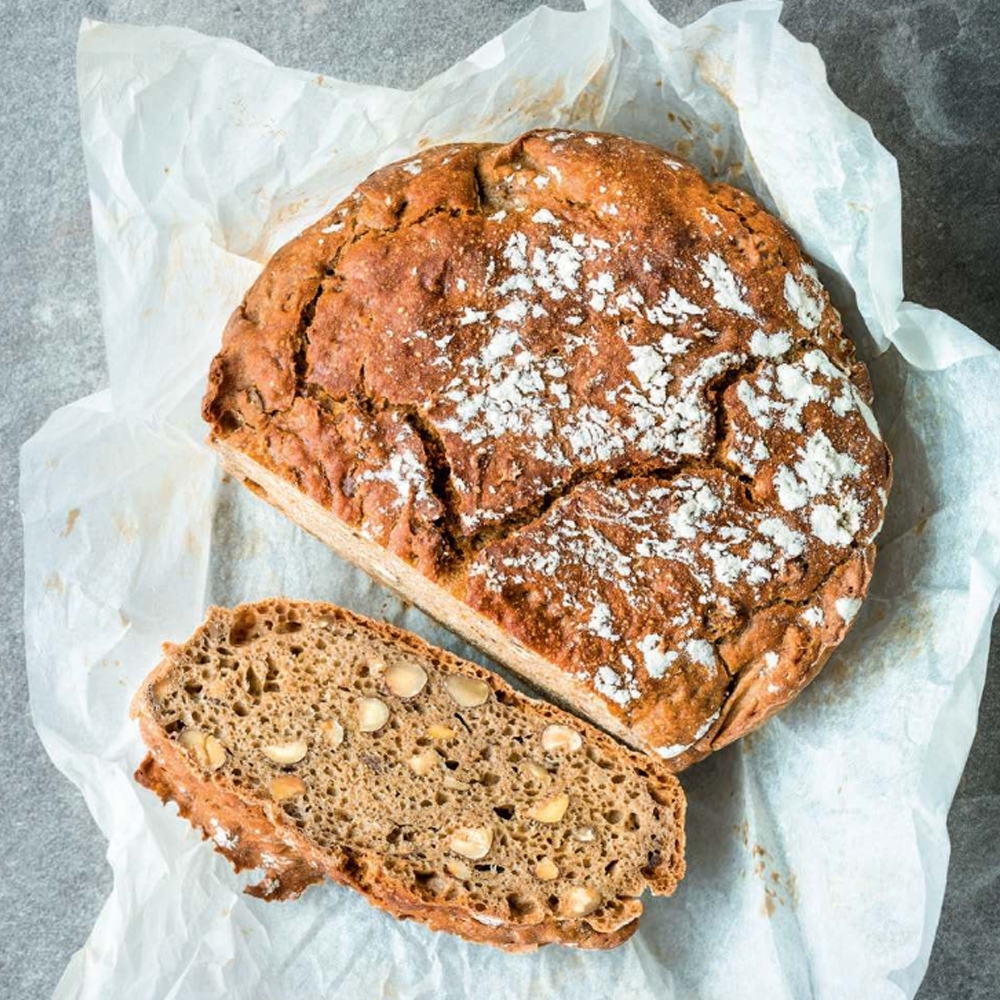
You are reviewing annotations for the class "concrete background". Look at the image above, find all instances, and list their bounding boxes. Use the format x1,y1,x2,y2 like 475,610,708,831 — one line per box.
2,1,997,997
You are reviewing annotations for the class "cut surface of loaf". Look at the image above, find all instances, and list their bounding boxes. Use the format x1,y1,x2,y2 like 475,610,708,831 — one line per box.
203,128,892,767
133,600,685,951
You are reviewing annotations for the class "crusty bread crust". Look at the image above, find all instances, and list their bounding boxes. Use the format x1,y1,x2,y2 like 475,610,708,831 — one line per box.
133,601,685,951
203,129,891,767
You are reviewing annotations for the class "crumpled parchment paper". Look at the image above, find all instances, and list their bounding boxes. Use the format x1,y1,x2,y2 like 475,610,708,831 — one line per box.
21,2,1000,997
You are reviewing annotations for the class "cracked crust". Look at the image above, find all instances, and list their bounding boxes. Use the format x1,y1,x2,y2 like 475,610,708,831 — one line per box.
203,129,892,767
133,601,684,951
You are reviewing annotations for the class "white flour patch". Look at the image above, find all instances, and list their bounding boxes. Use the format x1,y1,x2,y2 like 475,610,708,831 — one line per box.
784,270,823,330
701,253,755,317
835,596,863,623
750,329,791,358
594,664,640,706
357,445,434,512
811,504,859,546
685,638,717,670
645,288,704,325
669,481,721,540
759,517,806,558
459,307,488,326
531,208,560,225
637,634,679,679
588,601,621,641
801,606,825,627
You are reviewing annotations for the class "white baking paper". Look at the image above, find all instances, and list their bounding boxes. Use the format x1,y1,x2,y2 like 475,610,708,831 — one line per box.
21,2,1000,997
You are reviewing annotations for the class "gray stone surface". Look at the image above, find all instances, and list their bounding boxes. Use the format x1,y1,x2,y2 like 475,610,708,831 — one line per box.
1,0,997,997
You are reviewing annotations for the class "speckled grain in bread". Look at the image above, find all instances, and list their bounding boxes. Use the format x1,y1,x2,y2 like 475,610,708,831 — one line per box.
203,129,891,767
133,600,685,951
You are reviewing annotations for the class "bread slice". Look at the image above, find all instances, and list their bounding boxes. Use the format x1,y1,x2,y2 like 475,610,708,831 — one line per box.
132,600,685,951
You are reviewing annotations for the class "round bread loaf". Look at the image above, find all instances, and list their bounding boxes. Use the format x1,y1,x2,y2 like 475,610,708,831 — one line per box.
204,128,891,768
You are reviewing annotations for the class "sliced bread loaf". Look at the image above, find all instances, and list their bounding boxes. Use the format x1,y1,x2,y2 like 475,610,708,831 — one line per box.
203,128,891,767
132,600,685,951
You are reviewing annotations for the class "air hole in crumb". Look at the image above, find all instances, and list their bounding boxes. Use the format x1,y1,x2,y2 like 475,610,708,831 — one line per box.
480,773,500,787
493,805,515,821
233,702,248,717
434,791,449,806
274,621,302,634
246,666,262,698
605,860,619,875
604,809,623,825
444,760,459,771
229,609,257,646
263,656,280,693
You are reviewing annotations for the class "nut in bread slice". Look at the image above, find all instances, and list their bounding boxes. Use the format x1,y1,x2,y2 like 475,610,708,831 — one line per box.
132,600,685,951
